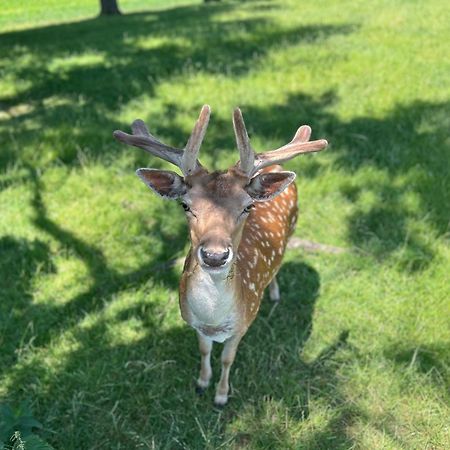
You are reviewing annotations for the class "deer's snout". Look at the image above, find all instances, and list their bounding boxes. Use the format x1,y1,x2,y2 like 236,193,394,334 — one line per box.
198,246,232,269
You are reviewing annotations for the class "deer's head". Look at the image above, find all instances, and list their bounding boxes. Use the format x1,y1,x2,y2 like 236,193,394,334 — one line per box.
114,106,327,275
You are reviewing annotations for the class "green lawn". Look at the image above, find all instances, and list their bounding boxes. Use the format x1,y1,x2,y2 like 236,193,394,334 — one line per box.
0,0,449,448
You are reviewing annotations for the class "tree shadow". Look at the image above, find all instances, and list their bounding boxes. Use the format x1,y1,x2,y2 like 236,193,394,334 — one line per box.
0,235,55,366
2,91,446,446
0,9,359,442
1,233,360,448
1,1,447,446
384,342,449,397
0,2,355,170
0,165,187,380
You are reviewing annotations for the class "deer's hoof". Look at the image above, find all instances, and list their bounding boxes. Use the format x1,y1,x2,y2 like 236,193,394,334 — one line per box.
195,378,210,395
214,393,228,407
195,385,206,396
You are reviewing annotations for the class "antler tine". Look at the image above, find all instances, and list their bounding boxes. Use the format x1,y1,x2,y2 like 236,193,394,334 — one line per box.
292,124,312,143
233,108,255,175
181,105,211,176
131,119,151,137
253,126,328,175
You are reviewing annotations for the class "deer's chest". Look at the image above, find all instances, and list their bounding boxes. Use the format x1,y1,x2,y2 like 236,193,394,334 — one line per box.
184,270,237,343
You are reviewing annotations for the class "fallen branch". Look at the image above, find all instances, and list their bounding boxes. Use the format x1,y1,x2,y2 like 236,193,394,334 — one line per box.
288,238,347,254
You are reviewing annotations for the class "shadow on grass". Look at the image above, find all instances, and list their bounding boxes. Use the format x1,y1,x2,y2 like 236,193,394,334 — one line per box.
0,3,354,169
1,0,449,447
0,163,358,447
4,92,446,443
2,228,358,448
0,165,187,380
0,236,56,365
0,4,363,446
384,342,449,397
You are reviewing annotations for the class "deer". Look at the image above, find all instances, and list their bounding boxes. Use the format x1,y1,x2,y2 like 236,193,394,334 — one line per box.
113,105,328,406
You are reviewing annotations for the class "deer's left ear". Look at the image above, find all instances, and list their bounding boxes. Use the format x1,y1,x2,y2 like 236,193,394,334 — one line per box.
136,168,187,199
246,171,296,202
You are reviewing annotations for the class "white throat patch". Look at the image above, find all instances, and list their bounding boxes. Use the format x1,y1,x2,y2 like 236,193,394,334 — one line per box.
186,266,237,343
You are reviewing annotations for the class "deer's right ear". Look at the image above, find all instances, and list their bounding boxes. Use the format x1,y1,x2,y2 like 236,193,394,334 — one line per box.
246,171,296,202
136,168,187,199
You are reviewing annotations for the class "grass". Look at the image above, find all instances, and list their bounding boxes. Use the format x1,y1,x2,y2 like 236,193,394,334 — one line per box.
0,0,449,448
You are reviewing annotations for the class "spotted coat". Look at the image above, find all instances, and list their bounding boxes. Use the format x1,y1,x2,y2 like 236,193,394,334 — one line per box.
236,168,298,323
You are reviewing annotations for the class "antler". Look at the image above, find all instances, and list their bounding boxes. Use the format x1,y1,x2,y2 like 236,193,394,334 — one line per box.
113,105,211,176
233,107,328,178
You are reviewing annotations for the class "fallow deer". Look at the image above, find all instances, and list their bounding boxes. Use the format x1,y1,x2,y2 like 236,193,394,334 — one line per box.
113,105,327,406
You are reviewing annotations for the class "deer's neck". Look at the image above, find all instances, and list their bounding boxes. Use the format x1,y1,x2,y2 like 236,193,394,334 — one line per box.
184,260,238,328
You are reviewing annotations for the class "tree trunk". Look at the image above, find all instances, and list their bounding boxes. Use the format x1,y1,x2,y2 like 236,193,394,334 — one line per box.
100,0,121,15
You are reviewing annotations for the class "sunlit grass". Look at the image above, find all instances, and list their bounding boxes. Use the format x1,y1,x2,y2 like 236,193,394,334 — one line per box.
0,0,449,448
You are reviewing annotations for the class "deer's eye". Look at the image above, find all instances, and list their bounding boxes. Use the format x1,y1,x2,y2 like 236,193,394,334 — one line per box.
243,204,255,214
180,201,190,212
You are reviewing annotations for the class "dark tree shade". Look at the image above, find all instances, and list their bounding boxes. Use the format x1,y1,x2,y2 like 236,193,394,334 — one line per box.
100,0,121,15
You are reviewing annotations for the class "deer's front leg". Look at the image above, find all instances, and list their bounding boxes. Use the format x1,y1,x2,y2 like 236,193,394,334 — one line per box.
196,332,213,393
215,334,243,406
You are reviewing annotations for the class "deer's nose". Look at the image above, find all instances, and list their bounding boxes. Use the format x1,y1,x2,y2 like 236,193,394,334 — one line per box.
199,247,230,268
